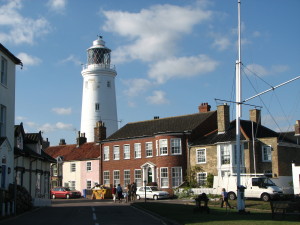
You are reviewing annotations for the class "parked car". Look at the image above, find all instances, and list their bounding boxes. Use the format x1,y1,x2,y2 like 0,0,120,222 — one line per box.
51,187,81,199
136,186,169,200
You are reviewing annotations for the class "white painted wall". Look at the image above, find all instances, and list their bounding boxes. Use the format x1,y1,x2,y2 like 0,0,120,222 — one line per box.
80,39,118,142
0,51,17,189
292,163,300,195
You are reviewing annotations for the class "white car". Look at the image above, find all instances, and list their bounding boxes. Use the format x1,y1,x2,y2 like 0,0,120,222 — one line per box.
136,186,169,200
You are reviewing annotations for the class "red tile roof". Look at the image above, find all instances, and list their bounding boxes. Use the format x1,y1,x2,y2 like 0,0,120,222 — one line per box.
45,142,100,161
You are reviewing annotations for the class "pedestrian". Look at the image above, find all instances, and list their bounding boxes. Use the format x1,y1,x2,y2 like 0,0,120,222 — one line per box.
116,184,123,203
221,188,233,209
131,182,137,201
112,185,116,203
127,183,131,202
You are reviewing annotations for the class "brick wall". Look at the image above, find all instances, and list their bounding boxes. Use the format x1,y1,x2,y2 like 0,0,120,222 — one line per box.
101,134,188,194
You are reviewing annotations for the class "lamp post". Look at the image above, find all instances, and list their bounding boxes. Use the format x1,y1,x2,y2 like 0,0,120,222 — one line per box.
144,180,147,203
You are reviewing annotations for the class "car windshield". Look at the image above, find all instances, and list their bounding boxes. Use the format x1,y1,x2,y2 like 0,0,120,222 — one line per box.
64,188,71,191
150,187,159,191
260,178,275,186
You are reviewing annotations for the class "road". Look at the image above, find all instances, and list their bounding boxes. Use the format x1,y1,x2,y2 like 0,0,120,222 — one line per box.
0,199,166,225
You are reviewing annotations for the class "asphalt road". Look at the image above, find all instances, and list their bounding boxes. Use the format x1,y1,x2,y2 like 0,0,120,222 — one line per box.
0,199,166,225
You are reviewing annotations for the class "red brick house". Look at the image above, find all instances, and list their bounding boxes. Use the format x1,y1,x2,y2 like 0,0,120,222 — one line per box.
99,103,217,193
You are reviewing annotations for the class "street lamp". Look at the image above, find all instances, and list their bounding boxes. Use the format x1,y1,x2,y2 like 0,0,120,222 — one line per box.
144,180,147,203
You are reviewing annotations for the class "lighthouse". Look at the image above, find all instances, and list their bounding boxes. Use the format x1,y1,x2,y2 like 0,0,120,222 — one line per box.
80,36,118,142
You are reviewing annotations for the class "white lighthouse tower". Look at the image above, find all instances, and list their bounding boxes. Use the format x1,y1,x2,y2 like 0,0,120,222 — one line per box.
80,36,118,142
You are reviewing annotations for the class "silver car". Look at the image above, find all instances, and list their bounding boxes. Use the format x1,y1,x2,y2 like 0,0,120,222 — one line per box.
136,186,169,200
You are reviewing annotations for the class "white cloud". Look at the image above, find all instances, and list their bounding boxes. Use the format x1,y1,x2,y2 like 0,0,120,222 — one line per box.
47,0,67,13
39,122,73,133
246,64,289,77
16,116,27,121
103,4,212,63
16,52,41,67
60,55,82,66
148,55,218,84
211,35,231,51
0,0,51,45
146,90,169,105
123,78,152,97
52,107,72,115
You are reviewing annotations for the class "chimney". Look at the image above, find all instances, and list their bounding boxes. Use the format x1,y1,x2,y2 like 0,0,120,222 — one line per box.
59,139,66,146
249,108,261,124
77,131,87,146
295,120,300,136
42,138,50,149
94,121,107,142
198,103,211,113
217,104,230,134
154,116,159,120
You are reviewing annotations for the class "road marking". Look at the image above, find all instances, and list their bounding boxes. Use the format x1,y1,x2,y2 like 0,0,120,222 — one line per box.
92,207,95,212
93,212,97,220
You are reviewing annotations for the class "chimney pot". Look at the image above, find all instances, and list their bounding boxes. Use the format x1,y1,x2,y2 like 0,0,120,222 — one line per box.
199,102,211,113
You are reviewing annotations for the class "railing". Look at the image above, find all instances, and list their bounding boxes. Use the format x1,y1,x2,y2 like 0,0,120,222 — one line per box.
82,63,116,71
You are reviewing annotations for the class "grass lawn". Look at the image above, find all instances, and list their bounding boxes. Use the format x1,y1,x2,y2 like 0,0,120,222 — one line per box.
132,200,300,225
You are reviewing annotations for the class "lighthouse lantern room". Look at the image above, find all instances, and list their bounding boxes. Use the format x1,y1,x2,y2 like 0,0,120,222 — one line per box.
80,36,118,142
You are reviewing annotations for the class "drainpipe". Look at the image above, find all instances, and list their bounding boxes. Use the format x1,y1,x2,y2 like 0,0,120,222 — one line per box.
99,142,102,186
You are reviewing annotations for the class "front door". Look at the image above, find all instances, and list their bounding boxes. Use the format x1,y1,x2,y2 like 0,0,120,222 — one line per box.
147,167,152,183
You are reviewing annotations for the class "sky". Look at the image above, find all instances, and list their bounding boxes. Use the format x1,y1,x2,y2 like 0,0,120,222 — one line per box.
1,0,300,146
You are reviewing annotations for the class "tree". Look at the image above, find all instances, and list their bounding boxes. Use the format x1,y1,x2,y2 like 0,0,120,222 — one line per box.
186,166,203,188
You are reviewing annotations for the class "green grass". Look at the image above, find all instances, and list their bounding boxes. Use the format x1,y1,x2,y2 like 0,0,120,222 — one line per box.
132,200,300,225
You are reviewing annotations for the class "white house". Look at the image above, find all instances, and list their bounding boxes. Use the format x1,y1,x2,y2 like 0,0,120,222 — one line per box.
292,162,300,195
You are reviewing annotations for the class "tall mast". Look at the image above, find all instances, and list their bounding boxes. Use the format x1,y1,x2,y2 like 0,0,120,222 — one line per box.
236,0,245,212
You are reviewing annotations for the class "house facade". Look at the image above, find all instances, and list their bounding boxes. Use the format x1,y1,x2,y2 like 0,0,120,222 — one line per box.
190,104,300,193
14,123,56,206
0,43,22,190
100,103,217,194
45,134,101,194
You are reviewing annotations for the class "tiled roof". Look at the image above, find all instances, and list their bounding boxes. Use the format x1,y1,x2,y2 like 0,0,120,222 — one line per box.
14,146,56,163
192,119,296,146
105,111,217,141
25,132,43,144
14,123,25,137
45,142,100,161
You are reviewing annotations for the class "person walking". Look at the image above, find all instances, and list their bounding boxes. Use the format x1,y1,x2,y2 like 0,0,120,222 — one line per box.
116,184,123,203
131,182,137,201
112,185,117,203
221,188,233,209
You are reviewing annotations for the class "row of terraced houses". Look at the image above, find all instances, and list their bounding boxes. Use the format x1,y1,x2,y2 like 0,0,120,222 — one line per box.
45,103,300,195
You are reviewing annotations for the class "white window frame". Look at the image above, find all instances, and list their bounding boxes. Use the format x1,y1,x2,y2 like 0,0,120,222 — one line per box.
220,144,230,165
134,169,142,187
124,170,130,186
159,139,168,156
103,146,110,161
145,142,153,157
160,167,169,188
172,167,182,188
196,148,206,164
197,172,207,187
1,56,7,86
70,181,76,190
113,170,120,186
113,146,120,160
123,144,130,159
103,171,110,186
86,161,92,171
171,138,182,155
134,143,141,159
95,103,100,111
86,180,92,189
262,145,272,162
70,163,76,172
0,105,6,137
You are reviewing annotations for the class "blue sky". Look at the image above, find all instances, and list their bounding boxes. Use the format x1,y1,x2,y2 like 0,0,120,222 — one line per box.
1,0,300,146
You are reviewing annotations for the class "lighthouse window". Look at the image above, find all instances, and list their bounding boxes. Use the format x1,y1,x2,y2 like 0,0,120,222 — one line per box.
107,81,111,87
95,103,100,111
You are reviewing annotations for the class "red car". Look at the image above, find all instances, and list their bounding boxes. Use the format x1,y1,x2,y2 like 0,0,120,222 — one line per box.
51,187,81,199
